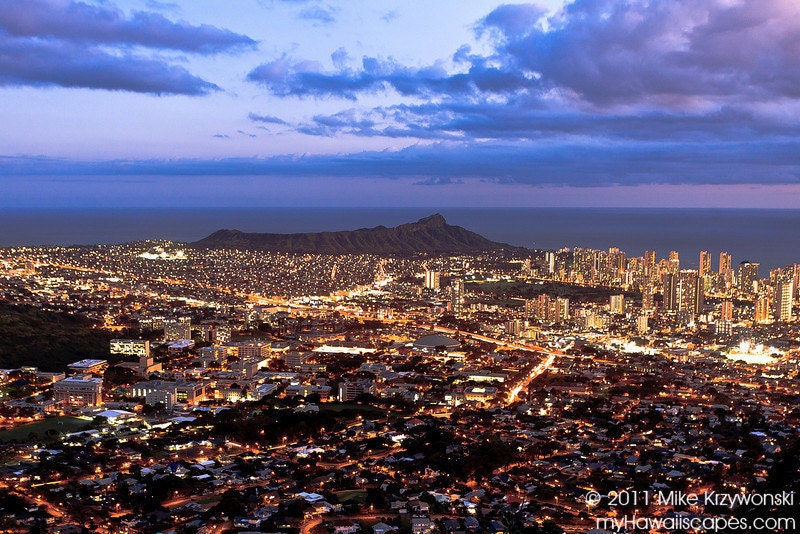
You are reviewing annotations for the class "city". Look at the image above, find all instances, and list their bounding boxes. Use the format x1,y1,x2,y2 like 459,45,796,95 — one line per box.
2,0,800,533
0,237,797,533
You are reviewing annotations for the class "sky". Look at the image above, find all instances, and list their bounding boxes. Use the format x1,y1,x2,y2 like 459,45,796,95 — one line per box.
1,0,800,207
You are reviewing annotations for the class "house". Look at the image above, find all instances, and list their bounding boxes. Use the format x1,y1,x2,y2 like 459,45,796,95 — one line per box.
463,516,481,532
373,522,398,534
411,517,434,534
333,519,359,534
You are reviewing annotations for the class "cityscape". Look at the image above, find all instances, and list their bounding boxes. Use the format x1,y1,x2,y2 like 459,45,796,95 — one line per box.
0,217,798,532
3,0,800,533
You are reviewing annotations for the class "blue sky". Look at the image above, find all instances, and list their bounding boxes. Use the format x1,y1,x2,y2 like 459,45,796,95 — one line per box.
2,0,800,207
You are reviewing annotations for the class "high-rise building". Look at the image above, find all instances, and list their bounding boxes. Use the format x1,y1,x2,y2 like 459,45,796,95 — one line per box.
793,264,800,298
524,299,534,320
720,300,733,322
699,251,712,277
164,320,191,341
774,279,794,322
716,321,732,335
554,297,570,321
505,319,524,336
604,248,626,284
642,282,655,312
545,251,555,275
719,252,732,274
572,248,597,284
738,261,759,295
643,251,657,277
610,294,625,315
679,270,704,316
424,270,440,290
663,273,678,311
636,315,649,334
664,270,703,316
535,294,551,320
668,251,680,273
451,278,464,315
754,295,771,323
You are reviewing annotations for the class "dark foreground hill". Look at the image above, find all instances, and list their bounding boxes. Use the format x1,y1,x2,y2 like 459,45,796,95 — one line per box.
192,214,525,255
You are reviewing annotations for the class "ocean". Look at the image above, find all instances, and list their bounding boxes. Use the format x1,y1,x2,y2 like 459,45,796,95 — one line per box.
0,207,798,271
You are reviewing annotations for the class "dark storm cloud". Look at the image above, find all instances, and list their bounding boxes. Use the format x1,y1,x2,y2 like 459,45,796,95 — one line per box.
0,0,255,94
0,0,256,53
0,34,219,94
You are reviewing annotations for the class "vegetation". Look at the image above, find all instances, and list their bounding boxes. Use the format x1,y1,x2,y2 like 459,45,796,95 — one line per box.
470,279,640,304
0,416,91,444
0,301,122,370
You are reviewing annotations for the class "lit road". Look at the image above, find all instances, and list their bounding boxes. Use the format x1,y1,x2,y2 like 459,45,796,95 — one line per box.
417,323,561,405
507,352,557,403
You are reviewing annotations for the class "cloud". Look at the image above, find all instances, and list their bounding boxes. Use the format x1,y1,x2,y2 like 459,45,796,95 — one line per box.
0,34,219,94
330,47,349,70
0,0,256,53
415,176,465,186
248,112,289,125
0,0,255,94
3,138,799,187
247,0,800,141
299,5,336,24
253,0,800,105
247,54,532,100
478,3,548,38
298,99,800,143
144,1,181,14
381,10,398,23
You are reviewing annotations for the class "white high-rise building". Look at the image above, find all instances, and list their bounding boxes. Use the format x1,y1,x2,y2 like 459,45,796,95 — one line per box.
775,279,794,322
424,270,440,290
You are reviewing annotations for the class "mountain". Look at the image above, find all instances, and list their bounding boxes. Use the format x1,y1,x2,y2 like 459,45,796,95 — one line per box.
191,214,524,255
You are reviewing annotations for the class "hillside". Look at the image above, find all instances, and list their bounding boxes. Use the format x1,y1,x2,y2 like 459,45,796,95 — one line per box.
192,214,525,255
0,302,119,371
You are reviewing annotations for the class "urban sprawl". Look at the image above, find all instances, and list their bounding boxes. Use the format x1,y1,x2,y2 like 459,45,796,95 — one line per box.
0,243,798,533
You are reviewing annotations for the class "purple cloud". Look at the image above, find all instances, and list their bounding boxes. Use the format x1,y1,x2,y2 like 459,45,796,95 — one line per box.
0,34,219,94
0,0,256,54
248,112,289,125
299,5,336,24
3,139,799,187
248,1,800,121
247,54,532,99
0,0,255,94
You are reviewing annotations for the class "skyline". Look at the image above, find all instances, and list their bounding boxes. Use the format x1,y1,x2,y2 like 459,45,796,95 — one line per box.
3,207,800,273
2,0,800,207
